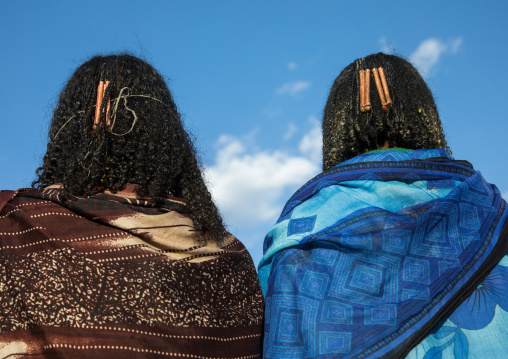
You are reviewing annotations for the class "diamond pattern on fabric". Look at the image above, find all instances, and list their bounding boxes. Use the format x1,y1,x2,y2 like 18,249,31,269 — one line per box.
321,301,353,325
311,247,338,266
382,230,411,255
427,215,448,243
364,305,397,326
266,294,319,358
300,271,329,299
403,257,430,285
460,175,492,207
410,202,462,259
274,265,297,292
329,253,400,305
278,312,303,343
459,203,481,229
319,331,352,354
340,233,372,250
288,216,317,236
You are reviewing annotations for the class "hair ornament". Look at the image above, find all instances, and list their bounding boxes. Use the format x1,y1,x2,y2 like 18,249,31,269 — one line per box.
378,67,392,110
93,80,104,130
372,67,392,112
359,69,373,112
359,67,391,113
359,70,366,112
93,80,111,131
364,69,372,111
53,89,171,140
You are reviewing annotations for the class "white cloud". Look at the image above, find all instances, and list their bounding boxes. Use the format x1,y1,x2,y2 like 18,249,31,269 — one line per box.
276,81,311,96
288,61,298,70
205,120,322,264
284,123,298,140
410,39,446,77
298,116,322,163
409,37,463,78
205,128,320,227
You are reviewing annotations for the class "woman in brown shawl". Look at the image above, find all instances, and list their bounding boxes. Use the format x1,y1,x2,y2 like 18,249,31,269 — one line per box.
0,54,263,358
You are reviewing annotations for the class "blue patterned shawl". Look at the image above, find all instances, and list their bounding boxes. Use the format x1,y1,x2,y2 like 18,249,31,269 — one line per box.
259,149,508,358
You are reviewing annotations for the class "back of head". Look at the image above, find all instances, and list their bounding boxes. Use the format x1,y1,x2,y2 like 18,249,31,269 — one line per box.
322,53,449,171
34,54,223,239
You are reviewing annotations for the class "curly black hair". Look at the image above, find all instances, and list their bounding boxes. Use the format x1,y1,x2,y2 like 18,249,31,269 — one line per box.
322,53,450,171
33,54,224,240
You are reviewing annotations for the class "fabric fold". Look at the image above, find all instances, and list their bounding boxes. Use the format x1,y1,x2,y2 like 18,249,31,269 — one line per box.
260,149,508,359
0,186,264,358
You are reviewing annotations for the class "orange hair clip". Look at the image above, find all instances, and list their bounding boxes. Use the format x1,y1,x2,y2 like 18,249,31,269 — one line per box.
93,81,104,131
378,67,392,110
364,69,371,111
359,70,366,112
372,68,389,112
93,80,111,131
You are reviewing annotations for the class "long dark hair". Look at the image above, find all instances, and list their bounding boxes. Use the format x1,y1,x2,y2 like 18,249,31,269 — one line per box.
33,54,224,239
322,53,450,171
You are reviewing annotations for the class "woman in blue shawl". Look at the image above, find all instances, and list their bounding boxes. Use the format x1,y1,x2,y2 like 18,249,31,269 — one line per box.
259,53,508,358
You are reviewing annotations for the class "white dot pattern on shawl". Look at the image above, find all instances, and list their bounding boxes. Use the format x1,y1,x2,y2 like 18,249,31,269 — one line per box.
42,344,260,358
84,244,146,255
1,202,59,218
68,324,262,341
0,232,126,249
97,252,162,263
30,212,82,218
0,227,46,235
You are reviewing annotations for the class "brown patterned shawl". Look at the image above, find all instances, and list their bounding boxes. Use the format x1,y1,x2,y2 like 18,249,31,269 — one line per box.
0,186,264,358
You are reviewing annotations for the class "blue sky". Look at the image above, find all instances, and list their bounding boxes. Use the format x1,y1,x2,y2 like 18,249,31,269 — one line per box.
1,1,507,265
